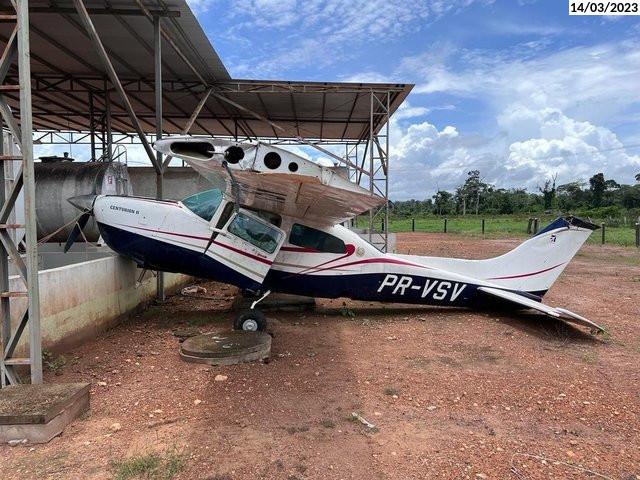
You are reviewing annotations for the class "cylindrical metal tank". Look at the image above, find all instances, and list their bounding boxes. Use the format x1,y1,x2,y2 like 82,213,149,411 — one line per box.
35,161,131,242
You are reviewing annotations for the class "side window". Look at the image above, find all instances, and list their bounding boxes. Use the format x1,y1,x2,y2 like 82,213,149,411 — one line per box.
228,212,283,254
182,189,223,221
289,224,346,254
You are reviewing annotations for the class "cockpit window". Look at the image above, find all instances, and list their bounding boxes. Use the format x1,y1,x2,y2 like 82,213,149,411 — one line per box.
182,189,223,221
228,212,283,254
289,224,346,254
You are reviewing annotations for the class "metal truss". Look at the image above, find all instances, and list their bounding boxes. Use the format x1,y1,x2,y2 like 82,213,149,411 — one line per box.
0,0,43,387
367,91,390,252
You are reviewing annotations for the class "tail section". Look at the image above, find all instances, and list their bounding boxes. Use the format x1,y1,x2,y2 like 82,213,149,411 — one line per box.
398,216,598,296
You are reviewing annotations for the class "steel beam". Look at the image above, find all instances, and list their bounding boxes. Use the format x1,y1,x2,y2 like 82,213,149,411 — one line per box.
17,0,42,383
162,87,212,169
0,7,181,17
154,15,165,302
72,0,159,173
0,122,9,388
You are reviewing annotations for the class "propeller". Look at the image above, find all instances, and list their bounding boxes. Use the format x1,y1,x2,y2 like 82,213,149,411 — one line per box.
64,194,97,253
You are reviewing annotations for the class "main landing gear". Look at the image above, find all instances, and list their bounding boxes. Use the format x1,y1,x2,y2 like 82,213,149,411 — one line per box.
233,290,271,332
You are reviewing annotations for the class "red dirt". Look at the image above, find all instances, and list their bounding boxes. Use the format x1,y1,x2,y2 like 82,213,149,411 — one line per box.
1,233,639,480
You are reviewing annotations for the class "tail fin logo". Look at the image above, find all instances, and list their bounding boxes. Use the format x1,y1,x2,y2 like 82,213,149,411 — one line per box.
550,234,557,243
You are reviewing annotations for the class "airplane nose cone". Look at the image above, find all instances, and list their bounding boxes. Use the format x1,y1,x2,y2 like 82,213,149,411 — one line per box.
67,194,97,212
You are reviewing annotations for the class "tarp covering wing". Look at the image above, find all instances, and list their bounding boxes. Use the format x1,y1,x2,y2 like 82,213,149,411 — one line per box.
154,137,384,226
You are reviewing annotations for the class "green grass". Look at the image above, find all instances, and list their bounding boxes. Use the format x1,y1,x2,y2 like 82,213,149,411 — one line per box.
373,214,639,247
112,450,186,480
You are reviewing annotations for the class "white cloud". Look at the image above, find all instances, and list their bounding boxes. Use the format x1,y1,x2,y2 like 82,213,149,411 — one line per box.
388,106,640,199
406,40,640,123
219,0,492,77
186,0,217,13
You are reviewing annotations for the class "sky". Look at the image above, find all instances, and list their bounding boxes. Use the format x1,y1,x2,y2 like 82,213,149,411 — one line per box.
187,0,640,200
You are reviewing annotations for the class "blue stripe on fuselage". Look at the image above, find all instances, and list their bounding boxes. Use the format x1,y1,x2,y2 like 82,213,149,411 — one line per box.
97,222,262,291
97,222,547,309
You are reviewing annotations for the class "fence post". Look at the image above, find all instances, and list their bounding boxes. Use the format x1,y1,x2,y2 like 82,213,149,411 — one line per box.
527,217,533,234
444,218,448,233
533,218,539,235
601,223,605,245
636,223,640,248
412,218,415,232
381,218,385,232
481,218,485,235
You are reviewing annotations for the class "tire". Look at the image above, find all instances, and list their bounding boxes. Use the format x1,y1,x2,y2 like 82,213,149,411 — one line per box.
234,309,267,332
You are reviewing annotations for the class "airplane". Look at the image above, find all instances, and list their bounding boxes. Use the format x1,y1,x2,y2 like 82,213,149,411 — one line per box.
65,137,605,334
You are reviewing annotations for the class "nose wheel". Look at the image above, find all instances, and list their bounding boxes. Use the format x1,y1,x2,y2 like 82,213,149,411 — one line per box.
234,309,267,331
233,289,271,332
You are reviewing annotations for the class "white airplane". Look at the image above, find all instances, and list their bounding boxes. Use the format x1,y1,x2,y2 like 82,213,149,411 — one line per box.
65,137,604,334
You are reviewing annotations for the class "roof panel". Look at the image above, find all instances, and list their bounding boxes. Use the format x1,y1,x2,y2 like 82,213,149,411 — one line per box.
0,0,412,141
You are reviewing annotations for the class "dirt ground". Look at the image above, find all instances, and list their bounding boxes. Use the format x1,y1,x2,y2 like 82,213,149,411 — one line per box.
1,233,639,480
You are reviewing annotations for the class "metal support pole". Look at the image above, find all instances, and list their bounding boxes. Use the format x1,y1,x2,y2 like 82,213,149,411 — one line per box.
635,223,639,248
154,15,165,302
601,223,605,245
482,218,485,235
105,81,112,161
412,218,415,232
383,91,389,252
73,0,159,172
89,90,96,161
444,218,448,233
368,92,374,244
17,0,43,384
0,122,9,387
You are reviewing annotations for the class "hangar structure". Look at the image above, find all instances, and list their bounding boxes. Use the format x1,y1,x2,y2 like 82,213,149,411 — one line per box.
0,0,412,386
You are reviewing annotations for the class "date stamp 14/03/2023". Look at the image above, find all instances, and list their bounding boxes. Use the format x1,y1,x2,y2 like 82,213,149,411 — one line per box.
569,0,640,14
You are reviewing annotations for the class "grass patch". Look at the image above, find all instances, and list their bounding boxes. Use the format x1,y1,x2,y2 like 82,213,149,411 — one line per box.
339,302,356,319
42,350,66,375
581,351,598,365
112,449,186,480
379,214,640,247
383,387,400,396
320,419,336,428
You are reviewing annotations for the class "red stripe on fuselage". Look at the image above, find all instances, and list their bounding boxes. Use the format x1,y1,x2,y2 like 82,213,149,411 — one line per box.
113,223,272,266
487,262,565,280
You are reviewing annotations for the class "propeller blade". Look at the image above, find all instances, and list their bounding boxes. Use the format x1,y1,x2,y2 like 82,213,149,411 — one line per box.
67,194,97,212
63,212,91,253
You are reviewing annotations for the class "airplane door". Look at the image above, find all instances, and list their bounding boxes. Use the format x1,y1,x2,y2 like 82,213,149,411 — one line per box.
206,208,285,288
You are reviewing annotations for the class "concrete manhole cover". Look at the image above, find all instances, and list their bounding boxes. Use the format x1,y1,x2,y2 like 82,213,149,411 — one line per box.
179,331,271,366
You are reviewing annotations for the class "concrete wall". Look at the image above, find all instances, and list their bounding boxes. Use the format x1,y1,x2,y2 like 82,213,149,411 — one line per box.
9,256,189,352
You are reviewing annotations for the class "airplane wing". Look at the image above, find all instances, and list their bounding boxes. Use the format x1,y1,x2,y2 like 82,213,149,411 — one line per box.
477,286,605,333
154,137,384,226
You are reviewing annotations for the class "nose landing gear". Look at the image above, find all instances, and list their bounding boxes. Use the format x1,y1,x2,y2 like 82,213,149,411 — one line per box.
233,289,271,332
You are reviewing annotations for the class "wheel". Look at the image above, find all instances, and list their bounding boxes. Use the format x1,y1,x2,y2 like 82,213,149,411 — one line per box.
234,309,267,332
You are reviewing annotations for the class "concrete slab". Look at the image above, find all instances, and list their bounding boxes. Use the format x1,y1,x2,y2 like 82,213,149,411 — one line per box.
0,383,90,444
180,331,271,366
233,293,316,312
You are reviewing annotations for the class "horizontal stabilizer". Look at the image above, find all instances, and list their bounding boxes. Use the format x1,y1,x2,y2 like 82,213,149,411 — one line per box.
478,286,604,333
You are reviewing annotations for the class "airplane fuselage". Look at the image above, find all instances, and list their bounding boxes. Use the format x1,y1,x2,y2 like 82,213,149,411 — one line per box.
92,194,515,309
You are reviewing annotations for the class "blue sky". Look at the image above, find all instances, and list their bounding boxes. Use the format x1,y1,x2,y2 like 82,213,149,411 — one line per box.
189,0,640,199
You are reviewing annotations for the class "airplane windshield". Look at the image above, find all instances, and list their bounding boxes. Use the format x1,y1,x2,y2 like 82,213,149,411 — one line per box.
182,189,223,221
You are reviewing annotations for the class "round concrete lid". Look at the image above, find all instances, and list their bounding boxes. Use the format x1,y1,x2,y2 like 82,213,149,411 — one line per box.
180,331,271,360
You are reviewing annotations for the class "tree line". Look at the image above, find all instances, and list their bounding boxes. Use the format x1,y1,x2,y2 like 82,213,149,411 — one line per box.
391,170,640,219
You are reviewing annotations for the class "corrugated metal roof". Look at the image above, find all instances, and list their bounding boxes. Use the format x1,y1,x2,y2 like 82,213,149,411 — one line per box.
0,0,412,140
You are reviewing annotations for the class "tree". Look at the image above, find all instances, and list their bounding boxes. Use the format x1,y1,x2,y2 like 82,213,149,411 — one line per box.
455,170,489,215
538,174,557,211
432,190,454,215
589,172,606,208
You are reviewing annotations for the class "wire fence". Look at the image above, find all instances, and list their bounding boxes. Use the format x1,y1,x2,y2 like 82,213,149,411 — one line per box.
379,216,640,248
